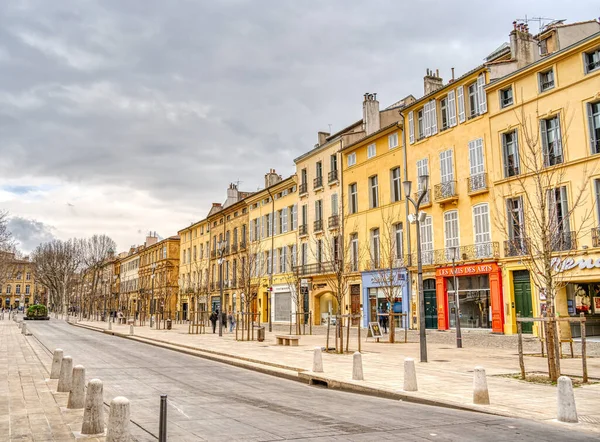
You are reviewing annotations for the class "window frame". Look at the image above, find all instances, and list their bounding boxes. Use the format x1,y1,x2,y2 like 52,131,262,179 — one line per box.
367,143,377,158
390,167,402,203
467,81,479,118
584,47,600,74
502,130,520,177
499,86,514,108
540,114,563,167
347,152,356,167
388,132,399,149
369,175,379,209
349,183,358,214
538,68,555,92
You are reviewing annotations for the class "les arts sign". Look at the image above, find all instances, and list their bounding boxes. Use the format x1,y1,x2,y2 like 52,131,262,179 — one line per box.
551,256,600,273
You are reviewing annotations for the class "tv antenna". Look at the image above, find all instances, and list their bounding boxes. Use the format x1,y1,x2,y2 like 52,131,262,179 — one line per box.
515,16,564,34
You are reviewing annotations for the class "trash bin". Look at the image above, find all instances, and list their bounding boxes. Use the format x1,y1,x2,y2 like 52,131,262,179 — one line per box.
166,319,172,330
257,326,265,342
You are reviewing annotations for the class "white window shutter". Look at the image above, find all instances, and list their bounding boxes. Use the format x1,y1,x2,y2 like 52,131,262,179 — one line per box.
282,208,288,233
424,102,431,137
457,86,465,123
408,111,415,144
430,100,438,135
448,90,457,127
477,73,487,114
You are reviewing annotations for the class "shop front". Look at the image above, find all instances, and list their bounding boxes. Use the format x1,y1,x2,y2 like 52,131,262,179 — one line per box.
271,284,296,323
435,262,504,333
361,269,409,328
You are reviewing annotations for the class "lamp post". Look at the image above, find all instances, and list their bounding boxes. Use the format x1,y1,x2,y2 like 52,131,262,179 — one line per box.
451,246,463,348
218,239,227,337
103,278,107,322
151,263,156,328
403,174,430,363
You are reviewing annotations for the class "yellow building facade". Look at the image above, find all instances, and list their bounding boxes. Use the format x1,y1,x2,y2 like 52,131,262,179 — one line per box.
178,218,211,318
1,253,42,310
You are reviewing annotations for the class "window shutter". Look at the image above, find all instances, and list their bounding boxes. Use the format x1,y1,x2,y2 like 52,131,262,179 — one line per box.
430,100,438,135
408,111,414,144
249,220,254,242
448,90,457,127
540,119,549,165
282,208,288,233
293,204,298,229
477,73,487,114
457,86,465,123
588,103,597,153
424,102,431,137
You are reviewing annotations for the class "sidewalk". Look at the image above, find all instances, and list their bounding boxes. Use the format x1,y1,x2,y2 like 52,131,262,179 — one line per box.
0,316,104,442
73,317,600,434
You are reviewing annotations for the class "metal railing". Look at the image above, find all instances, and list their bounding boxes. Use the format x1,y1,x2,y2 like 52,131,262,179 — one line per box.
299,224,308,236
328,170,338,183
314,219,323,232
414,190,430,205
407,242,499,266
328,215,339,229
593,227,600,248
313,176,323,189
299,182,308,194
434,180,457,201
211,250,217,259
240,240,247,250
293,261,334,275
467,173,487,193
504,238,530,257
231,244,238,253
551,231,576,251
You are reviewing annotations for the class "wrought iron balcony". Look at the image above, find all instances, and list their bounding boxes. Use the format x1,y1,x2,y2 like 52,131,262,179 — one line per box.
328,215,339,229
299,224,308,236
328,170,338,183
240,240,247,250
211,250,217,259
504,238,530,257
408,242,499,266
413,190,431,206
593,227,600,247
231,244,238,253
293,261,334,276
467,173,488,194
314,219,323,232
313,176,323,189
551,231,576,251
434,180,458,202
299,182,308,195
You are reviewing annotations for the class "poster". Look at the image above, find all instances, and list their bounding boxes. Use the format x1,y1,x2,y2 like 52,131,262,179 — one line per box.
594,297,600,314
368,322,383,338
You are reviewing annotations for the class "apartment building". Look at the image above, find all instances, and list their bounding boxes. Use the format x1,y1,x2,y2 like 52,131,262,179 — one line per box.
0,253,42,309
118,246,142,317
178,218,211,318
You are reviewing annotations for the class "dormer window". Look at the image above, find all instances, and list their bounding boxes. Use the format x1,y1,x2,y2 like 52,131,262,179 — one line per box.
539,38,549,56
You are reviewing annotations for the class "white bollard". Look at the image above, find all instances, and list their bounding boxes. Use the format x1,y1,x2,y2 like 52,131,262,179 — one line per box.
82,379,105,435
312,347,323,373
352,351,364,381
557,376,578,423
403,358,418,391
18,320,22,329
473,366,490,405
57,356,73,392
21,323,27,334
68,365,86,409
106,397,131,442
50,349,63,379
129,324,134,336
108,321,112,330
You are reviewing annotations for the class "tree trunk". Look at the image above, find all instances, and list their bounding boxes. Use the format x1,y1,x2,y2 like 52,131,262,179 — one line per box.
389,315,395,344
545,305,560,381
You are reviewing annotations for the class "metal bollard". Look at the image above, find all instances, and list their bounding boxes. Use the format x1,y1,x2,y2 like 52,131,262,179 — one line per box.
159,394,167,442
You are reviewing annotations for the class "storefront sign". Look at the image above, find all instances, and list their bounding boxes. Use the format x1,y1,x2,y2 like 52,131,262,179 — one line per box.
367,270,406,286
436,263,496,277
551,256,600,273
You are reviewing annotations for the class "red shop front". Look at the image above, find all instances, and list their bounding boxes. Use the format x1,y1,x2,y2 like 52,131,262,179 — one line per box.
435,263,504,333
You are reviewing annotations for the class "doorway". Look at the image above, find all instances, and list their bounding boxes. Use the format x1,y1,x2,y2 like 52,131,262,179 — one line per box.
513,270,533,333
182,302,188,321
350,284,360,325
423,279,438,329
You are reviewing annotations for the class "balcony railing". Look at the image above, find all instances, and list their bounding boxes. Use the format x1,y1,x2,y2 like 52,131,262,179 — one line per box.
504,238,530,257
240,240,247,250
299,182,308,195
314,176,323,189
551,231,576,251
231,244,238,253
414,189,430,205
467,173,488,194
293,261,334,276
408,242,499,266
328,170,339,183
299,224,308,236
211,250,217,259
328,215,339,229
314,219,323,232
434,180,458,202
593,227,600,247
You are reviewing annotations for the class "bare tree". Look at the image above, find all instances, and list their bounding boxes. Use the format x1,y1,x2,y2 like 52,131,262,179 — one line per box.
0,211,17,291
237,239,267,340
81,235,117,319
493,104,597,381
280,234,303,333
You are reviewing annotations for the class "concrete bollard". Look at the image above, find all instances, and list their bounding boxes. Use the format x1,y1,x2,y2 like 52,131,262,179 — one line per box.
352,352,364,381
21,323,27,334
129,324,134,336
557,376,578,423
68,365,86,409
18,320,22,329
57,356,74,392
106,397,131,442
50,349,64,379
473,366,490,405
312,347,323,373
82,379,105,435
108,321,112,331
403,358,418,391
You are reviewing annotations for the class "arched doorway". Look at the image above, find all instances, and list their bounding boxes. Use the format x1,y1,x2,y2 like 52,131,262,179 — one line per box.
423,279,437,329
316,292,339,325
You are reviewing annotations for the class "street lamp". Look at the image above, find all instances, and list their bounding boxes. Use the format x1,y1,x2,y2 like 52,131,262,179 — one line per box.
218,239,227,337
403,174,430,363
450,246,463,349
150,262,157,328
103,278,107,322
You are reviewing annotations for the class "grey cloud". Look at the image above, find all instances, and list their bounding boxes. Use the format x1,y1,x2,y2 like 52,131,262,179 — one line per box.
7,217,56,253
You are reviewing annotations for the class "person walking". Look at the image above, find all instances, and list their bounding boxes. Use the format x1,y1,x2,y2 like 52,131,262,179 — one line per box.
228,310,235,333
381,307,388,334
209,310,218,334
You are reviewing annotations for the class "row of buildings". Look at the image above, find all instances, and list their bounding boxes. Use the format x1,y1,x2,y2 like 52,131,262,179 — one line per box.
99,19,600,338
0,252,46,310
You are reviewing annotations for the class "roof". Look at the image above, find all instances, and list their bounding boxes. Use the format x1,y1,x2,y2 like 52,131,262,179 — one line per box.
485,42,510,61
342,122,401,152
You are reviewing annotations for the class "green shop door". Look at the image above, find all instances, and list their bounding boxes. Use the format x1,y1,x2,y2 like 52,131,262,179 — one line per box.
513,270,533,333
423,279,438,329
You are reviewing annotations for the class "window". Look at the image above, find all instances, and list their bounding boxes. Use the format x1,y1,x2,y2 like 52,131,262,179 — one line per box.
439,149,455,196
369,175,379,209
388,132,398,149
420,216,433,265
25,285,30,294
289,205,297,230
193,246,197,261
301,204,308,227
457,86,466,123
233,227,238,246
301,243,308,266
417,109,424,139
506,197,526,254
16,284,20,294
315,200,323,221
281,207,288,233
394,223,403,260
468,82,479,117
595,179,600,227
502,131,520,177
391,167,402,202
331,193,339,216
444,211,460,260
26,273,30,280
440,97,449,130
266,214,272,237
367,143,376,158
316,161,322,179
472,204,492,257
241,224,247,244
585,48,600,73
301,168,307,186
350,233,359,271
370,228,380,269
347,152,356,167
538,69,555,92
349,183,358,214
468,138,485,191
317,239,323,263
290,244,297,268
416,158,429,202
330,154,338,172
266,251,272,274
539,38,548,56
500,87,513,108
587,102,600,154
6,285,10,294
332,235,340,262
541,115,563,166
548,186,572,250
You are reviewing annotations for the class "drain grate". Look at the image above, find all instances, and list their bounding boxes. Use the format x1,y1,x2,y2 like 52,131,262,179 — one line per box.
579,415,600,425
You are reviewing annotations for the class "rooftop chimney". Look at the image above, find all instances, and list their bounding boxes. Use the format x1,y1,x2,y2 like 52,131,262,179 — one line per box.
317,131,330,146
509,22,535,68
362,93,380,136
145,232,158,247
264,169,282,188
423,68,444,95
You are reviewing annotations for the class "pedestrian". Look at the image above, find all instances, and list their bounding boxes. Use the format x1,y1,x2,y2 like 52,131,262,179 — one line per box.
209,310,218,334
381,307,388,334
228,310,235,333
221,310,227,332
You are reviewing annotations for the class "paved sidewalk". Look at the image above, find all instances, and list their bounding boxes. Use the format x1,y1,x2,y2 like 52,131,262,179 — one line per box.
73,317,600,434
0,316,104,442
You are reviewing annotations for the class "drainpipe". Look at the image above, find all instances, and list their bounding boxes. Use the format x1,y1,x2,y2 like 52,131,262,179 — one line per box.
266,187,275,332
399,111,412,329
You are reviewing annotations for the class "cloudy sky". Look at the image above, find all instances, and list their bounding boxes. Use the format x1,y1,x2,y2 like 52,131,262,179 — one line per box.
1,0,598,253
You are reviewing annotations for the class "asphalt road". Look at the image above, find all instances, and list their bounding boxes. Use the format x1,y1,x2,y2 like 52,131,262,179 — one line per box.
25,319,595,442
